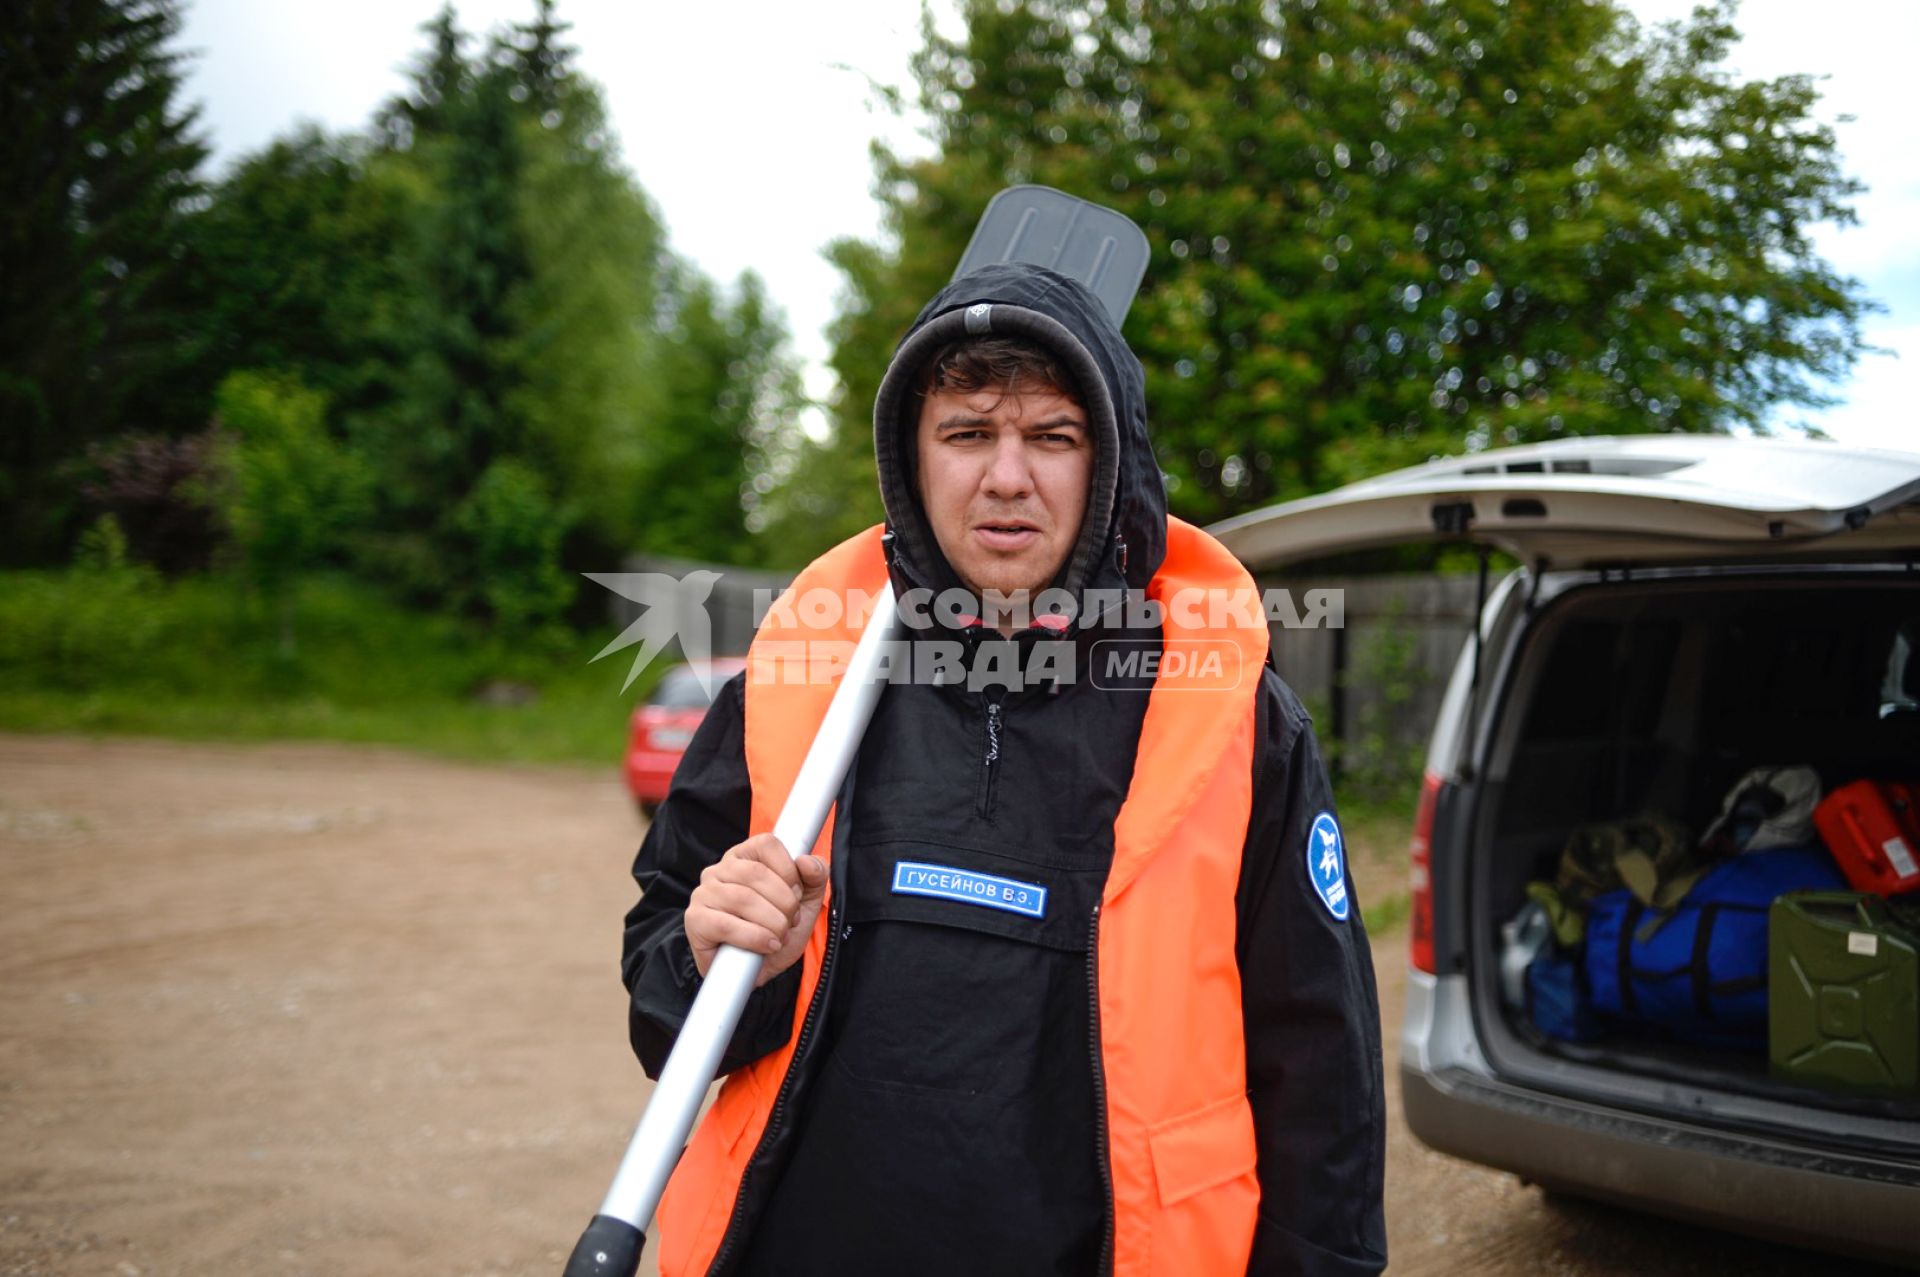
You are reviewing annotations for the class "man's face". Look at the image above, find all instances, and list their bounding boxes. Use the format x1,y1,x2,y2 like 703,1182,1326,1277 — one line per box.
915,382,1092,606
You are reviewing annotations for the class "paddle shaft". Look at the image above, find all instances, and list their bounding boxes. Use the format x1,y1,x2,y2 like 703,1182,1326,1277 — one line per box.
562,585,900,1276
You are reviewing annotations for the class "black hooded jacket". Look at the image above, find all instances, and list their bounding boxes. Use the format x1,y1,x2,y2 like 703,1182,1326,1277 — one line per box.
622,265,1387,1276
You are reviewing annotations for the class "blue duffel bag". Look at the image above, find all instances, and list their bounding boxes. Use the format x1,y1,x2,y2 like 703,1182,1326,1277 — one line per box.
1585,846,1846,1048
1527,949,1604,1043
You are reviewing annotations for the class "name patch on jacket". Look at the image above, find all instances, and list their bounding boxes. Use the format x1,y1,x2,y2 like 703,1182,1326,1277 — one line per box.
891,860,1048,919
1308,812,1350,921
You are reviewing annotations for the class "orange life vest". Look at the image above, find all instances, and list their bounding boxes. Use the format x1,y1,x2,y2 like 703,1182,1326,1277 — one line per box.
657,517,1268,1277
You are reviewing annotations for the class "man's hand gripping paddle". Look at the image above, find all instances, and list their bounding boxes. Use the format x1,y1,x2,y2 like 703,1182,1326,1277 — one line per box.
561,186,1149,1277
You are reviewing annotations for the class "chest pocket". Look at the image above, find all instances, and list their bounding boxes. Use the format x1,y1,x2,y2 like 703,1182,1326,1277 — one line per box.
827,837,1108,1098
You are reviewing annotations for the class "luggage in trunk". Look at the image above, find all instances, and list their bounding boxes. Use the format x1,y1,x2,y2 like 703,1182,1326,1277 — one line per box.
1814,780,1920,897
1583,848,1846,1049
1770,892,1920,1095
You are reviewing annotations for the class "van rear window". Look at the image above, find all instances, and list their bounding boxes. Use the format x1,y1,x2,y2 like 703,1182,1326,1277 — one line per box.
1519,620,1678,742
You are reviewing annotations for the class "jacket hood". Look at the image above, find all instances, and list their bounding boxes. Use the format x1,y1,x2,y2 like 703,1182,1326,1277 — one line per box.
872,263,1167,621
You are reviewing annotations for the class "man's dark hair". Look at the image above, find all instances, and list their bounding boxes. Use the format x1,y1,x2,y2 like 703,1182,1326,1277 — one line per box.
918,336,1081,404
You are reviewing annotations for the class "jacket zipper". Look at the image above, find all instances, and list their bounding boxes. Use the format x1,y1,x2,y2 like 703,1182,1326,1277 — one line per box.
976,695,1003,820
706,901,846,1275
1088,901,1115,1275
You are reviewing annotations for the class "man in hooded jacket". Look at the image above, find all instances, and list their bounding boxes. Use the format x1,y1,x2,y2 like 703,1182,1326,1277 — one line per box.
622,263,1387,1276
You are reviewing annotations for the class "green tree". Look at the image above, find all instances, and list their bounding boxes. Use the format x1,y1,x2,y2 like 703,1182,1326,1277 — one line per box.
123,0,802,615
177,126,418,419
756,238,899,556
358,6,564,611
208,371,371,652
379,4,471,150
503,0,571,114
450,457,573,631
356,2,802,594
638,268,806,564
820,0,1871,531
504,36,670,566
385,22,532,515
0,0,208,564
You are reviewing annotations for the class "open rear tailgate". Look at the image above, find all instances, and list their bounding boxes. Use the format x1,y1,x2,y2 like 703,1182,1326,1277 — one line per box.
1211,436,1920,572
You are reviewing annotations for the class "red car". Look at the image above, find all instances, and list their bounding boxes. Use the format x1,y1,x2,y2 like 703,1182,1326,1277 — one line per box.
624,659,747,817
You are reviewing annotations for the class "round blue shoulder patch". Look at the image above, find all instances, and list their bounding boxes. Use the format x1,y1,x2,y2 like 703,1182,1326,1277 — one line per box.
1307,811,1350,921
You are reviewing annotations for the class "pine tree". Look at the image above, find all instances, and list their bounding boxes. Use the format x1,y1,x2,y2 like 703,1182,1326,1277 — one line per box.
379,4,470,151
352,2,800,615
354,7,539,609
507,0,572,117
492,5,670,566
0,0,208,564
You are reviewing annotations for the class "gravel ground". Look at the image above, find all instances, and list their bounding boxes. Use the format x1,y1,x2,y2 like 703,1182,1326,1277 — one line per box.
0,734,1896,1275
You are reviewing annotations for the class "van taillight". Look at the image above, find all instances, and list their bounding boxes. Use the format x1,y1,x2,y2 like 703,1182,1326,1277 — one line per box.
1409,771,1442,974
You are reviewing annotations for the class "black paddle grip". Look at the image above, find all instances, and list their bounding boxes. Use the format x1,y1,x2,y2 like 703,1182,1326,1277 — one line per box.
561,1214,644,1277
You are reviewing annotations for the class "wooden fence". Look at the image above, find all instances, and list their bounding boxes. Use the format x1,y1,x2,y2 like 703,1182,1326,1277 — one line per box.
1261,571,1483,784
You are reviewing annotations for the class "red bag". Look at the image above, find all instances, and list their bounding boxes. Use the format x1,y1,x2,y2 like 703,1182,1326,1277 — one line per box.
1813,780,1920,896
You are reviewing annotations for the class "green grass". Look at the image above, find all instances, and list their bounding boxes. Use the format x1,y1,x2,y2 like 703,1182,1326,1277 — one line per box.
0,568,655,767
1339,792,1419,841
0,568,1451,860
1362,890,1410,936
1334,792,1415,937
1338,795,1415,871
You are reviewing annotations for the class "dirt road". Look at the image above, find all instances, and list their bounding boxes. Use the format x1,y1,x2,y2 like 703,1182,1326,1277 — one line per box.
0,735,1879,1275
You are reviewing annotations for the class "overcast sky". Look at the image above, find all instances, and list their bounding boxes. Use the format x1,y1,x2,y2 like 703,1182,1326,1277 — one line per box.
179,0,1915,452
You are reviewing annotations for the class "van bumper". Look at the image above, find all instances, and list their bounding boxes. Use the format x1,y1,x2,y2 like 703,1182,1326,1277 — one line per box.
1401,1061,1920,1265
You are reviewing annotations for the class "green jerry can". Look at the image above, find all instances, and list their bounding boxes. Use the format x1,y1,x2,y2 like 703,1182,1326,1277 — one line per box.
1769,892,1920,1095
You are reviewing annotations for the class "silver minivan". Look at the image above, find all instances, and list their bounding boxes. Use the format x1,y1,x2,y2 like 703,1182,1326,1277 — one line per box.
1214,435,1920,1264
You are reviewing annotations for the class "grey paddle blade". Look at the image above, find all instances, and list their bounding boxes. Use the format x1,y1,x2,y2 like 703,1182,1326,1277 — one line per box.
953,185,1151,326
